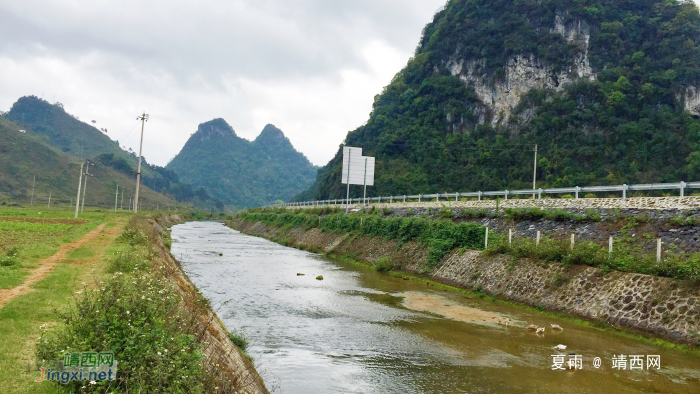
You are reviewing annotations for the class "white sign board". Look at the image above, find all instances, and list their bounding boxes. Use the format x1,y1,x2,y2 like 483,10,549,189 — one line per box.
362,157,375,186
342,147,375,186
342,147,364,185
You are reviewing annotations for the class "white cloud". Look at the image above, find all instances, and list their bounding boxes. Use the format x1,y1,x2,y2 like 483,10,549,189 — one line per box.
4,0,697,167
0,0,446,166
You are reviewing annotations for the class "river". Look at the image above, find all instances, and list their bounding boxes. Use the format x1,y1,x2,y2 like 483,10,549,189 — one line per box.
171,221,700,394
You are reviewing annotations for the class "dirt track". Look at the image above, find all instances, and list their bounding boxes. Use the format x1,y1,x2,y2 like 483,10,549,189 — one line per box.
0,222,107,309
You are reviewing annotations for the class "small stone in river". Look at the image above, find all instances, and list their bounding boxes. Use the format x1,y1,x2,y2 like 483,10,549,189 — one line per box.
219,253,223,256
316,275,324,280
297,273,305,276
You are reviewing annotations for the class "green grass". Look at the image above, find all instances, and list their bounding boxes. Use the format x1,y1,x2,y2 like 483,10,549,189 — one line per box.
373,256,394,273
31,215,235,393
503,207,601,222
65,247,96,260
237,208,486,268
0,209,105,289
0,256,97,393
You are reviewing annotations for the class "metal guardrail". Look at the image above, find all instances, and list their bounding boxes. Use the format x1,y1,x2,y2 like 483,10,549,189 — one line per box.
277,181,700,207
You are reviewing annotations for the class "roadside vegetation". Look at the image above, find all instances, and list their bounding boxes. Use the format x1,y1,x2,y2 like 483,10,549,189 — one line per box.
239,207,485,267
237,207,700,281
35,215,244,393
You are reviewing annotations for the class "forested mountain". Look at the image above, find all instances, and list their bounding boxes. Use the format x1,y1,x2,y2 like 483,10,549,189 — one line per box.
295,0,700,202
6,96,127,160
0,115,177,209
3,96,220,208
166,120,317,208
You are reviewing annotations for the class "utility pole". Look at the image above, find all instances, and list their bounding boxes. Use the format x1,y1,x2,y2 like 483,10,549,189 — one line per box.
30,175,35,206
47,193,51,208
133,112,149,214
121,188,124,210
532,144,538,199
114,185,119,213
74,162,84,218
81,161,93,213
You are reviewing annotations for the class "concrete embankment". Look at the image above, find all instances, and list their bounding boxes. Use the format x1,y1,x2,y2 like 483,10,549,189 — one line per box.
232,219,700,347
152,215,268,394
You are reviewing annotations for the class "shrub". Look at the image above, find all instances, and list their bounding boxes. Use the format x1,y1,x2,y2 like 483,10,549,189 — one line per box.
0,255,18,266
427,239,454,267
36,273,209,393
108,248,151,273
669,215,699,227
455,208,495,219
438,206,454,219
0,246,20,266
504,208,600,222
373,257,394,273
162,231,172,249
116,227,149,246
227,332,249,351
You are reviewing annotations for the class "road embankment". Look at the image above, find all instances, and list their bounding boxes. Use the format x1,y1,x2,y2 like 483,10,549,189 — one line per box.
232,218,700,347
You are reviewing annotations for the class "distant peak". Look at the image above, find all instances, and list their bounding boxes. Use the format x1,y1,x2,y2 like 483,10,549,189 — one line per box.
255,124,286,142
196,118,237,139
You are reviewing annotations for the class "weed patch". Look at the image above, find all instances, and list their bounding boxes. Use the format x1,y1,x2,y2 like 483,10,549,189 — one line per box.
373,257,394,273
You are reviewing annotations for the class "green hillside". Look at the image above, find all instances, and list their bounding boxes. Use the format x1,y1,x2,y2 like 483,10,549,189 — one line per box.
3,96,222,209
5,96,129,160
166,120,317,208
295,0,700,201
0,116,177,210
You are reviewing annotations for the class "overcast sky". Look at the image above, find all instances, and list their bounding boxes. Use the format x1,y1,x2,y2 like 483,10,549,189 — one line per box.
0,0,447,167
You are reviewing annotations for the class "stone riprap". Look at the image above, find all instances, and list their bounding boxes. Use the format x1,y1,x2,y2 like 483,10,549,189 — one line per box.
290,196,700,211
436,251,699,344
232,220,700,346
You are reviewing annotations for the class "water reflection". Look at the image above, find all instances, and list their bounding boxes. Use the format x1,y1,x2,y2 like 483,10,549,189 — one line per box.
172,222,700,394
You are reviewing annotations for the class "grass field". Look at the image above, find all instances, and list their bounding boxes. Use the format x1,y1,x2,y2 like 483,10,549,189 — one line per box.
0,207,130,289
0,206,127,393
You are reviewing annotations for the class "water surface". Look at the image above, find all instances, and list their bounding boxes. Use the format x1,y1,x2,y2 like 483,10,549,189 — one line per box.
171,222,700,394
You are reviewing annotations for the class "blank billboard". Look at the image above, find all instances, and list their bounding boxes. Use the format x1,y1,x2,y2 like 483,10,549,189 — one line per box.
342,146,375,186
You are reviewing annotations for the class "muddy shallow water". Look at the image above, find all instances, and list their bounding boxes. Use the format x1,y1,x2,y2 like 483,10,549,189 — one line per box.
171,222,700,394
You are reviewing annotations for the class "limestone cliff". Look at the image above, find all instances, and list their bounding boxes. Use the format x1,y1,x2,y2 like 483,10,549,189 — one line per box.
447,14,596,124
682,86,700,116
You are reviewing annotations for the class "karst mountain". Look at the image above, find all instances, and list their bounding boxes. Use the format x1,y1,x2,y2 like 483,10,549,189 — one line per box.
166,120,317,208
294,0,700,202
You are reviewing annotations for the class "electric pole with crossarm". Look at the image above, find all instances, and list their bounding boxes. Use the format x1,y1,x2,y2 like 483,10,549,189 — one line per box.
133,113,148,214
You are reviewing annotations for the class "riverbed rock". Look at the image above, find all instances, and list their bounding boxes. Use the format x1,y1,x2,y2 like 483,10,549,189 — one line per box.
316,275,323,280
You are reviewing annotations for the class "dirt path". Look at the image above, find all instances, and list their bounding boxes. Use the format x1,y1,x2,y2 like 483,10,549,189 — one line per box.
0,222,108,309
